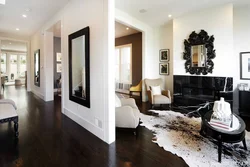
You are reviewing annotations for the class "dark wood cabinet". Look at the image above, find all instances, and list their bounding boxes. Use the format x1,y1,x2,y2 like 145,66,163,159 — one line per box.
239,90,250,117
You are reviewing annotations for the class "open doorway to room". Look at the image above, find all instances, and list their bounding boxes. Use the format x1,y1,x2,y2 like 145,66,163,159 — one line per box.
47,21,62,101
115,21,142,101
1,40,27,92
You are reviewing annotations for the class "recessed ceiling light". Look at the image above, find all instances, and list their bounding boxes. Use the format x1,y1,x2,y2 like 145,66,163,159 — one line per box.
168,14,172,18
9,43,12,45
0,0,6,5
139,9,147,13
126,27,129,30
25,8,32,12
22,14,27,18
16,28,20,31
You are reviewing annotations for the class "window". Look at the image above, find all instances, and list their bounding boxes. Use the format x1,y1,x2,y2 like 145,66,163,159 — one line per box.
1,53,7,74
20,55,27,77
10,54,17,81
115,44,132,84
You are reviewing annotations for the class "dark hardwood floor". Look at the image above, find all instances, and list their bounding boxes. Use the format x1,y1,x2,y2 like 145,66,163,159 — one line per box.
0,86,188,167
1,87,249,167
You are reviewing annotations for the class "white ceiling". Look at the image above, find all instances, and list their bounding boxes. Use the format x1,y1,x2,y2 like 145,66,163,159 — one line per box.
1,40,27,52
115,0,250,27
115,21,140,38
0,0,69,38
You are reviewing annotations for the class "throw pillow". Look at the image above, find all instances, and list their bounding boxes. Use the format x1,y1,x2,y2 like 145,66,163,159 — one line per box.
150,85,162,96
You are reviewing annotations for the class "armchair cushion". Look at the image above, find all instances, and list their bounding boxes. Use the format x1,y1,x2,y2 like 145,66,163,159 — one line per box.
115,94,122,107
115,97,140,128
120,98,138,109
115,106,140,128
150,85,161,96
153,95,171,104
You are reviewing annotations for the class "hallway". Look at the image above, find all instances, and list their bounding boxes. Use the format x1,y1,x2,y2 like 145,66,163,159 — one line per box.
0,86,188,167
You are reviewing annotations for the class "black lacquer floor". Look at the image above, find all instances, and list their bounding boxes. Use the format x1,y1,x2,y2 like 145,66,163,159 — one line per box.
0,86,188,167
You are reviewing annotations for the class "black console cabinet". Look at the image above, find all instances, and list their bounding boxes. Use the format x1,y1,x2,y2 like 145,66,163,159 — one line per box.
239,90,250,117
174,75,233,109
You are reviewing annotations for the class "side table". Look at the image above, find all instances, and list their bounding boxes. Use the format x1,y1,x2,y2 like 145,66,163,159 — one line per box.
200,111,247,162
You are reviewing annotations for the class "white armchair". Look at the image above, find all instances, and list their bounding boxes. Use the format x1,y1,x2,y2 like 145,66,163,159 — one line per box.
115,95,140,129
144,78,171,108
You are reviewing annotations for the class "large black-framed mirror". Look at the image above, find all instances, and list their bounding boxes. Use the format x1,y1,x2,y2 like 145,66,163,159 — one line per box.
183,30,216,75
69,26,90,108
34,49,40,87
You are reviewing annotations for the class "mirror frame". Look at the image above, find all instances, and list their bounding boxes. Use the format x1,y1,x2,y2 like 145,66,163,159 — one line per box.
68,26,90,108
34,49,40,87
183,30,216,75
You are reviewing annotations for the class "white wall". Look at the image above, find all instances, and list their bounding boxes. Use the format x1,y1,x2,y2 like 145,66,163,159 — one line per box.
30,0,115,144
154,21,174,95
173,4,234,77
233,4,250,112
173,4,237,110
30,33,45,99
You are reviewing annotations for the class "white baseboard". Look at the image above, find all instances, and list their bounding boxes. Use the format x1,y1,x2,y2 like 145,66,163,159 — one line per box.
63,107,104,141
31,89,45,100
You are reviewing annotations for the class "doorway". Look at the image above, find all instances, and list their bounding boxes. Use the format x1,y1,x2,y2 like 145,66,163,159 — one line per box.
46,21,62,102
115,21,142,100
1,40,28,93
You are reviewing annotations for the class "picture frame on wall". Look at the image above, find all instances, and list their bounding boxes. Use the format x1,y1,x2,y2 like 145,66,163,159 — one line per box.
159,63,169,75
159,49,169,62
56,53,62,62
240,52,250,80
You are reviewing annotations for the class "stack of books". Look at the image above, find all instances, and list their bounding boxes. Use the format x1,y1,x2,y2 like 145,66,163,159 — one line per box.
209,118,231,130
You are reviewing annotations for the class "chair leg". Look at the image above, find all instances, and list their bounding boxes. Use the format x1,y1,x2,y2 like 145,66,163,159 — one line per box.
134,126,139,138
151,104,154,109
14,121,19,138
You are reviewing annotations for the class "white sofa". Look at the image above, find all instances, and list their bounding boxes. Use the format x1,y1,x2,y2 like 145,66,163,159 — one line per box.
115,95,140,129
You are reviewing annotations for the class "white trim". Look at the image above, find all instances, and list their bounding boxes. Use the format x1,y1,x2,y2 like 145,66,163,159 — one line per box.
63,107,104,139
31,89,45,100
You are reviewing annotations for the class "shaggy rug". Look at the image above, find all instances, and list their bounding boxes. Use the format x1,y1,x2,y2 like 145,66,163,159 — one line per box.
139,110,250,167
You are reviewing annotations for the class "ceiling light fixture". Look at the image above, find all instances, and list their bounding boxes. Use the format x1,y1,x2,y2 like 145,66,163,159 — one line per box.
168,14,172,18
126,27,129,30
0,0,6,5
22,14,27,18
9,43,12,45
25,8,32,12
16,28,20,31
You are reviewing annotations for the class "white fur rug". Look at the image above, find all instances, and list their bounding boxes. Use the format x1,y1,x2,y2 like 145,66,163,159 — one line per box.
140,110,250,167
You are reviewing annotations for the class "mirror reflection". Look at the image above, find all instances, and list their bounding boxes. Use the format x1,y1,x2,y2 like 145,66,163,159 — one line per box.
191,45,206,67
72,36,86,99
34,49,40,87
